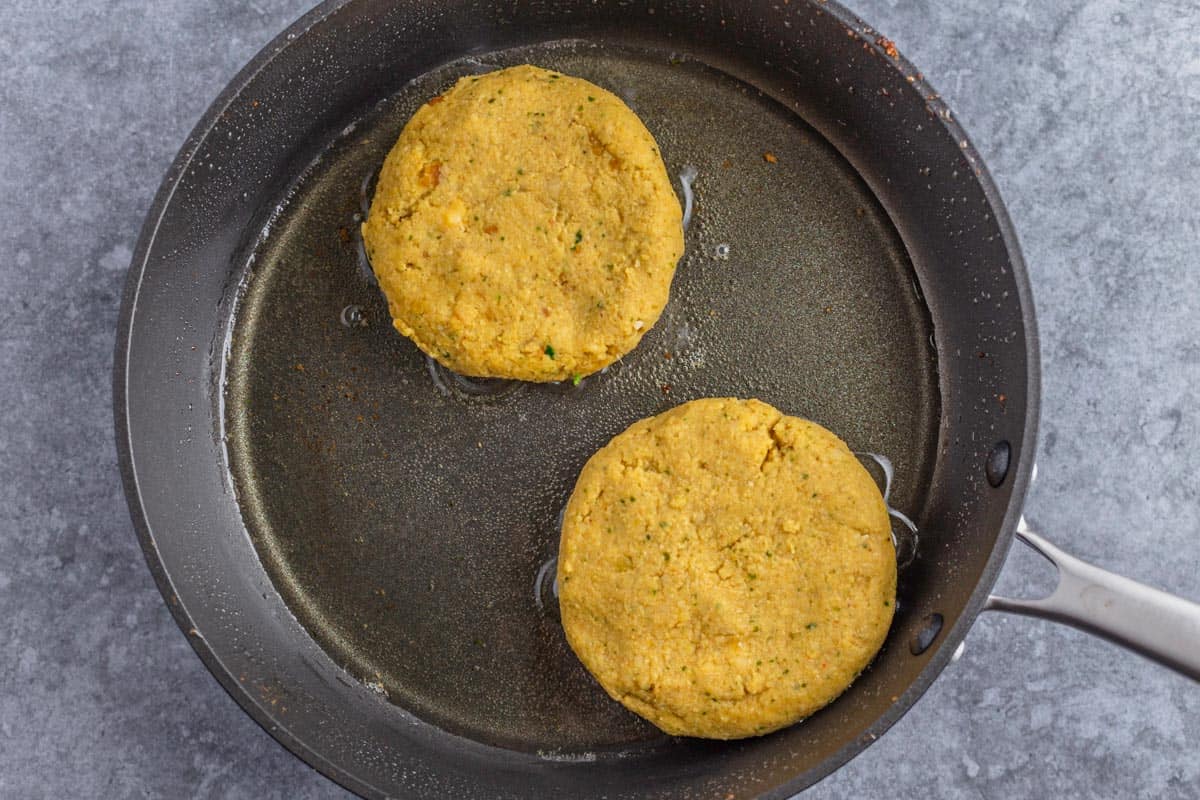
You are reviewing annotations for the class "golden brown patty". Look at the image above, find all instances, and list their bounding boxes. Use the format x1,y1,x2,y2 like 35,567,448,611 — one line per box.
557,398,896,739
361,64,684,382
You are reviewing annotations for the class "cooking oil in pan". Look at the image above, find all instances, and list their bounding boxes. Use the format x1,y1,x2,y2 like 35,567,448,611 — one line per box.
339,304,367,328
226,39,939,753
424,355,522,401
678,165,698,230
858,451,920,570
534,555,560,620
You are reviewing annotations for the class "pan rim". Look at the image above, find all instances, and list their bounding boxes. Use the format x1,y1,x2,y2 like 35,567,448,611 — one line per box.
112,1,1040,797
113,2,386,796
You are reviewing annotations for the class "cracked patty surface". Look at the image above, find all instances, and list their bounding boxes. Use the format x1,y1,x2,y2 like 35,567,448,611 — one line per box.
557,398,896,739
361,64,684,382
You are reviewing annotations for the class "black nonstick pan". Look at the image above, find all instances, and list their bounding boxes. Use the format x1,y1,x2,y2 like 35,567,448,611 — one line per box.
114,1,1200,797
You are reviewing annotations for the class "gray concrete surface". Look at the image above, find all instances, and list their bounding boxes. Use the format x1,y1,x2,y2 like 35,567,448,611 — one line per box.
2,0,1198,797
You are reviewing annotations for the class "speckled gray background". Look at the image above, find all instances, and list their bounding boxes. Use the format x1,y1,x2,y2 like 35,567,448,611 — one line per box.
2,0,1198,797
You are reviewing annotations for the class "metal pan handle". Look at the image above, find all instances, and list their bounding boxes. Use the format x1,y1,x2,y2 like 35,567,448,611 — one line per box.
986,518,1200,681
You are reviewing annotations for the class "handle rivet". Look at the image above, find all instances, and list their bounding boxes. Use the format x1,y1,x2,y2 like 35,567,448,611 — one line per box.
909,612,944,655
985,440,1011,487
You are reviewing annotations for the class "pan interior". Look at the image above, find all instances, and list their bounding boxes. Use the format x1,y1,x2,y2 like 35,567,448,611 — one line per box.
225,40,938,755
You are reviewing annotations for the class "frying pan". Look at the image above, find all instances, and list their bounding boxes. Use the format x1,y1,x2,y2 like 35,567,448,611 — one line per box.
114,0,1200,797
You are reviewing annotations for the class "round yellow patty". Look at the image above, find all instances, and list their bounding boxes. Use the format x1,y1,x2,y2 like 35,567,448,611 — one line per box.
557,398,896,739
361,64,684,382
